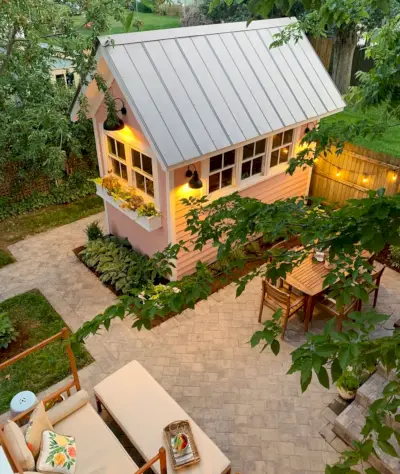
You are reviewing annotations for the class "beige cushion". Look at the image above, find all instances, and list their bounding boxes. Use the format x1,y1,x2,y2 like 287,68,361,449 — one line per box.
53,403,139,474
47,390,89,426
94,360,231,474
2,421,35,471
25,402,53,457
36,430,76,473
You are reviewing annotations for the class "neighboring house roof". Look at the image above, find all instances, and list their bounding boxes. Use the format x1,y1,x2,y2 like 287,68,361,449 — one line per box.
73,18,345,169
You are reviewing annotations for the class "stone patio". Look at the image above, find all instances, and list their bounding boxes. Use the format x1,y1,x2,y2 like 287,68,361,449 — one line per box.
0,213,398,473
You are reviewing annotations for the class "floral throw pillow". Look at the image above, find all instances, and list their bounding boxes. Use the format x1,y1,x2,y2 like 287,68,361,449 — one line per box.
36,430,76,474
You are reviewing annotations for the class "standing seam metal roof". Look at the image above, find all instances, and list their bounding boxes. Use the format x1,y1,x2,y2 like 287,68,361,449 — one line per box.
98,18,345,168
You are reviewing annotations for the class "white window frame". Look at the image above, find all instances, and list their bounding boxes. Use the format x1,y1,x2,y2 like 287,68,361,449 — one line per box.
103,131,159,207
266,128,297,176
106,135,128,182
201,126,301,199
203,149,237,197
240,138,267,182
130,149,155,200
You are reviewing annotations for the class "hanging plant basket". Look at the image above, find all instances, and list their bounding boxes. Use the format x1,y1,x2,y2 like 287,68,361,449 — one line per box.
104,118,124,131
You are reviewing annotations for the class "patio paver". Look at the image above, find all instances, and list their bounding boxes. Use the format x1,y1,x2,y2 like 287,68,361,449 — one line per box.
0,212,398,473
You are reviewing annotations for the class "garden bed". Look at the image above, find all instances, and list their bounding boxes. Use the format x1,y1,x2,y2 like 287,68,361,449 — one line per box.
74,236,271,329
0,290,93,413
376,244,400,273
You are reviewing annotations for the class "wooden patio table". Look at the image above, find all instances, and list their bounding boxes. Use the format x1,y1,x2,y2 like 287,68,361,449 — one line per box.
285,250,372,332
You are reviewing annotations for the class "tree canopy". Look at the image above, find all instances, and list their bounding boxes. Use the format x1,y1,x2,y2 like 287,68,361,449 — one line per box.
0,0,124,181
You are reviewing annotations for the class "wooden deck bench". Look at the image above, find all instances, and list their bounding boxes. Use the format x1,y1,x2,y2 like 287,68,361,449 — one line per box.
94,360,231,474
0,329,167,474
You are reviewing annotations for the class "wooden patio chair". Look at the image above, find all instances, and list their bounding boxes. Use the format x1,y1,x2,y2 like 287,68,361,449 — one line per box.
357,264,386,311
315,296,359,332
258,279,306,339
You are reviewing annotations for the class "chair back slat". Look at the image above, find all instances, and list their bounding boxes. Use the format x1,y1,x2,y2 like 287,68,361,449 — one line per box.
372,265,386,283
264,280,290,306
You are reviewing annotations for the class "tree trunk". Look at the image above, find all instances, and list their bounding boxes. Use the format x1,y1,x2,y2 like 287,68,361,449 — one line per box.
331,30,358,95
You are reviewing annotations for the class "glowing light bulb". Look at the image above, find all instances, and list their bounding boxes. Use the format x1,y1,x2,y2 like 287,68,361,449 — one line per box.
336,170,342,178
362,175,369,184
392,173,398,182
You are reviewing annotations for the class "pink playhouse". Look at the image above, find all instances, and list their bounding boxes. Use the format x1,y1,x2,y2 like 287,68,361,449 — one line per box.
70,18,344,280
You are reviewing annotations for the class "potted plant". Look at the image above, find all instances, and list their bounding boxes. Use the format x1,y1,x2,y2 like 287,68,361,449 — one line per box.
336,367,360,400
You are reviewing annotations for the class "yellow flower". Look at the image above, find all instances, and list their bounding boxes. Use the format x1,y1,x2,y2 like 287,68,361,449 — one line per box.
55,435,68,446
54,453,66,466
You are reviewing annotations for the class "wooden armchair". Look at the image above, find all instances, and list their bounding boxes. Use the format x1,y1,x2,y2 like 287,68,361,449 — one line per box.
358,264,386,311
258,279,305,339
315,296,358,332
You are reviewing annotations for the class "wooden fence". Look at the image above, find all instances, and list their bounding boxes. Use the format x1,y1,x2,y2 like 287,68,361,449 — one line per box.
310,37,333,71
310,144,400,206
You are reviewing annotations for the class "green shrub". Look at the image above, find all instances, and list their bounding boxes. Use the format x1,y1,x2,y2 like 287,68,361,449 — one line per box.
336,368,360,391
0,313,19,349
0,171,97,221
85,220,104,241
79,237,157,293
390,245,400,268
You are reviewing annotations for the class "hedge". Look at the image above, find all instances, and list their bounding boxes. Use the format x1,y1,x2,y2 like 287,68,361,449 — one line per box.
0,171,97,221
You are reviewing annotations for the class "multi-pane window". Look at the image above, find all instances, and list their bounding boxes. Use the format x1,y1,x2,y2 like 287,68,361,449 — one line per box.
208,150,236,193
131,149,154,198
107,136,127,181
269,129,294,168
241,138,266,180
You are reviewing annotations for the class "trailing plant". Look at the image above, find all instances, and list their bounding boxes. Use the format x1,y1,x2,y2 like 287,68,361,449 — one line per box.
137,203,160,218
95,175,161,217
336,367,361,393
85,220,104,241
0,171,98,221
0,313,19,349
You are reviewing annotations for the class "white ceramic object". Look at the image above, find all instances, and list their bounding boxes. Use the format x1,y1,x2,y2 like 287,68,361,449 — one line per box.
10,390,38,416
315,251,325,262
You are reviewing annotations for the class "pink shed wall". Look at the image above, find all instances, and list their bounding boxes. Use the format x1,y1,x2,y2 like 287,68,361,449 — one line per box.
174,165,312,279
94,80,169,256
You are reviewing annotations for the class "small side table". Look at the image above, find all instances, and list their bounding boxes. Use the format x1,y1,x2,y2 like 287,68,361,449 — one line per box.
10,391,38,417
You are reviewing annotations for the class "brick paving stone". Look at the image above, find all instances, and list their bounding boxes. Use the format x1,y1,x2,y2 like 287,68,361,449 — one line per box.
1,213,399,472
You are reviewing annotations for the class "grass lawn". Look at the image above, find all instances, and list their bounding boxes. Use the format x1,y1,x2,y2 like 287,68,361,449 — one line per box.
322,107,400,158
0,249,15,269
0,290,93,414
0,195,103,265
73,11,180,36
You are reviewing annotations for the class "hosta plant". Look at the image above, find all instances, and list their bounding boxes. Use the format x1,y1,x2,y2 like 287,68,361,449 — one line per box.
0,313,19,349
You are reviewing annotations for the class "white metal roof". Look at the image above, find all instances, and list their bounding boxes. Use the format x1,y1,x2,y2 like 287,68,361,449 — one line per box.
97,18,345,169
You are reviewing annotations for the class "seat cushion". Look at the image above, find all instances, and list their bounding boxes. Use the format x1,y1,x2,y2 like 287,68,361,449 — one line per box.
53,403,138,474
95,360,231,474
2,421,35,471
25,402,53,457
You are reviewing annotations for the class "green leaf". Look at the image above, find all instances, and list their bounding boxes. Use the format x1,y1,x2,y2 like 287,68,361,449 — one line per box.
300,368,312,393
316,366,330,389
378,440,398,457
331,358,343,383
271,339,280,355
338,345,351,369
365,468,381,474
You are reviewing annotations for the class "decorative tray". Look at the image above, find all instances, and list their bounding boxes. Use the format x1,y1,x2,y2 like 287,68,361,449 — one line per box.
164,420,200,470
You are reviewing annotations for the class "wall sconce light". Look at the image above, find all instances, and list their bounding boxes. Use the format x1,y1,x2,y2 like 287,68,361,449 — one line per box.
391,172,398,182
185,164,203,189
103,98,127,131
336,169,342,178
362,174,369,184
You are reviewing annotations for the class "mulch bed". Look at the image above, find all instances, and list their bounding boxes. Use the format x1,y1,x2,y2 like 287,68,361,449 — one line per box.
375,244,400,273
73,243,270,329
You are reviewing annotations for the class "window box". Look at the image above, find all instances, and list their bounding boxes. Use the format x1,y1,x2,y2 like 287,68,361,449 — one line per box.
95,183,162,232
